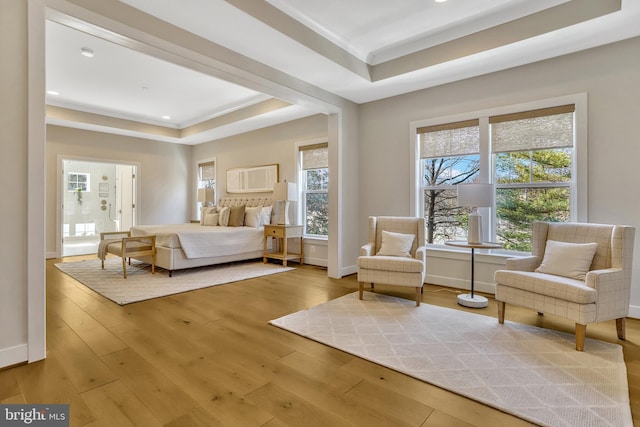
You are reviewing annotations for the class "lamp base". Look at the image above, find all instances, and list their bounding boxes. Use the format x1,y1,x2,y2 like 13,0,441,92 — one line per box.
457,293,488,308
467,211,482,244
276,200,292,225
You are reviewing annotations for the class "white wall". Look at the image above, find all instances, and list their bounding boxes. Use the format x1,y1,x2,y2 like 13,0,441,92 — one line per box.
46,125,192,257
358,37,640,316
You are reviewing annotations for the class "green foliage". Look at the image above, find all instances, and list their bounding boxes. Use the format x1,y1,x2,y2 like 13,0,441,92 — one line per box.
305,169,328,236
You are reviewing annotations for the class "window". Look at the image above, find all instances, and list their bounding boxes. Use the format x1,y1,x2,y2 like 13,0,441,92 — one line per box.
415,98,583,252
68,172,89,192
197,160,216,199
300,143,328,237
492,105,574,251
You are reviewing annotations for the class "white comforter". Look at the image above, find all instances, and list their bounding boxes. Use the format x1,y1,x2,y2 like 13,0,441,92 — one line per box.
130,223,265,259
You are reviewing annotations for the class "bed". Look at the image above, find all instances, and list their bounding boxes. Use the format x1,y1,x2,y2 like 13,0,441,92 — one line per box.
130,197,274,276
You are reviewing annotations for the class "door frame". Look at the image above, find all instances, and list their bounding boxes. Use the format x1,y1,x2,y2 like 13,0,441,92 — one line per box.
56,154,140,258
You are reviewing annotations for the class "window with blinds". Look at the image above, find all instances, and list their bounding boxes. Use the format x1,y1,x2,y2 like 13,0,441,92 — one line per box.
416,102,577,251
418,120,480,244
300,143,328,237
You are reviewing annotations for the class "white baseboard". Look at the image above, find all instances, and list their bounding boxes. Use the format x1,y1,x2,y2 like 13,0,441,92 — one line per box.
0,344,28,369
628,305,640,319
303,257,328,268
340,264,358,278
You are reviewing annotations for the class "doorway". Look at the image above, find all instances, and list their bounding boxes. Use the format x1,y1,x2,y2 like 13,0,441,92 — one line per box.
61,159,136,256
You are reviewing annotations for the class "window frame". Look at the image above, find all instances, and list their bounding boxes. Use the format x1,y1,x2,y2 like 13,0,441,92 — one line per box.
67,172,90,192
410,93,587,252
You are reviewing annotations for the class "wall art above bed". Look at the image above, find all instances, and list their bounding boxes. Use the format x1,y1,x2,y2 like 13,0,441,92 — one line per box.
227,164,278,193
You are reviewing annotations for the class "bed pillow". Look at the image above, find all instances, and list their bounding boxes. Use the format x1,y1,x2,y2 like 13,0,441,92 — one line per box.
200,206,217,225
535,240,598,280
228,205,246,226
261,206,273,225
244,205,263,228
376,230,415,258
203,213,219,226
218,206,230,226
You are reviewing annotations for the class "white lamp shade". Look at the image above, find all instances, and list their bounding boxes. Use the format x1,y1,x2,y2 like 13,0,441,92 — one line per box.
273,181,297,202
457,183,494,208
197,188,214,203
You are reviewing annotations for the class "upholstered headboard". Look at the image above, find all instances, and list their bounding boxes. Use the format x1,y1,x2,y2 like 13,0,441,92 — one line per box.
218,197,273,207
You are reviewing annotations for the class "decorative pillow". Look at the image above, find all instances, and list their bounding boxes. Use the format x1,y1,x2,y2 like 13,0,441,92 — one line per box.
535,240,598,280
200,206,217,225
218,206,230,226
228,205,246,227
261,206,273,225
244,205,263,228
376,230,415,258
203,213,219,226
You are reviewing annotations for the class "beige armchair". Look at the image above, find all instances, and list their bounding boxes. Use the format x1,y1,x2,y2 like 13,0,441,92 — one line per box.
495,221,635,351
357,216,426,305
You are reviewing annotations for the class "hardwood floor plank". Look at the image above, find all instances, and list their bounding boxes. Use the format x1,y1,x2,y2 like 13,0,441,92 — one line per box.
99,348,202,425
80,380,163,426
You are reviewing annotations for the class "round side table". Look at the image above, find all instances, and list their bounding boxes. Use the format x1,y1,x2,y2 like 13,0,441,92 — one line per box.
444,241,502,308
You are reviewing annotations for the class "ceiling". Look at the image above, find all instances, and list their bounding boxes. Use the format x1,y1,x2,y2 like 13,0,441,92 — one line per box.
45,0,640,145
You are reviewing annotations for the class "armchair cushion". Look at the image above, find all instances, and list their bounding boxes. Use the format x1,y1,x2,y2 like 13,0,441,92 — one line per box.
495,270,597,304
357,255,424,273
535,240,598,280
376,230,415,258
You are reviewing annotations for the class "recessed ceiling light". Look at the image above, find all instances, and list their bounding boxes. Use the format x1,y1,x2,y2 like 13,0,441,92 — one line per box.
162,115,171,120
47,90,59,96
434,0,447,3
80,47,94,58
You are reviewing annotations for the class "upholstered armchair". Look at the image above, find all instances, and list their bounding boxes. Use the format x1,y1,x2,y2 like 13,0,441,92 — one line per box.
495,221,635,351
357,216,426,305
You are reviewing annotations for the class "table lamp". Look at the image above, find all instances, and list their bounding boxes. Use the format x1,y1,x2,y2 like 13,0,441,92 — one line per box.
273,181,297,225
197,188,214,207
457,183,494,244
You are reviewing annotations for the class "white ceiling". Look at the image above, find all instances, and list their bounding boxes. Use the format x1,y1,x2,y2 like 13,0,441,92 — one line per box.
45,0,640,144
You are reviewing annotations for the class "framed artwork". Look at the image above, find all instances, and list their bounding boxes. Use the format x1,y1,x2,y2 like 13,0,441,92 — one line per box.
227,164,278,193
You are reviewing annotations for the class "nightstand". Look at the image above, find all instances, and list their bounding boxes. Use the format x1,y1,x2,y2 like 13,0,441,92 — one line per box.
263,224,304,267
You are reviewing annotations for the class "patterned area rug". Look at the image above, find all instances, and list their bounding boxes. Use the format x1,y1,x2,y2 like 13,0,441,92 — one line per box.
270,292,632,427
55,258,293,305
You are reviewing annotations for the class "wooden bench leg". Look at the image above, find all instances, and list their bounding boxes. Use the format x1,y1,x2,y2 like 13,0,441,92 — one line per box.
122,257,127,279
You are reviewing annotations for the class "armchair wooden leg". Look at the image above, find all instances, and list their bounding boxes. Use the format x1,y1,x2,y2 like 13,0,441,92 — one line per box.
370,283,374,289
497,301,505,324
415,287,421,306
359,282,364,300
616,318,626,340
575,323,586,351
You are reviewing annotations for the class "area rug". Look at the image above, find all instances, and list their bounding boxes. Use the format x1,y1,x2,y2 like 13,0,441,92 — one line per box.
270,292,632,427
55,258,293,305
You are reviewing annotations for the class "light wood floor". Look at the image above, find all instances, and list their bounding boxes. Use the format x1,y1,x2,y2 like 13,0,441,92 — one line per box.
1,257,639,426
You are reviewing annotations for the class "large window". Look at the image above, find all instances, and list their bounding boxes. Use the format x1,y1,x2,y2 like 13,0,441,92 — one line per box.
300,143,328,237
416,98,583,252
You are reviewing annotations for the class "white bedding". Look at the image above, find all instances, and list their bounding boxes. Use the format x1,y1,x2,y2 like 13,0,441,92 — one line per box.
130,223,265,259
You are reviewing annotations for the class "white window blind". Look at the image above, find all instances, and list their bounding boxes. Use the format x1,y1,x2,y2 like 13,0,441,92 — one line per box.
490,105,575,153
199,161,216,181
300,143,328,169
417,119,480,158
